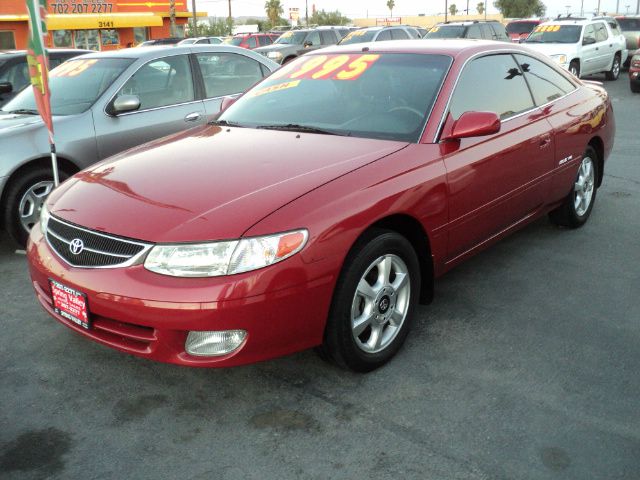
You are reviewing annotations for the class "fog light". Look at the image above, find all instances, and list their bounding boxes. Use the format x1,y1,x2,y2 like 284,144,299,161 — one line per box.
185,330,247,356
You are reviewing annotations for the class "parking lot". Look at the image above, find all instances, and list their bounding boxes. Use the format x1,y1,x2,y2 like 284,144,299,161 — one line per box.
1,75,638,480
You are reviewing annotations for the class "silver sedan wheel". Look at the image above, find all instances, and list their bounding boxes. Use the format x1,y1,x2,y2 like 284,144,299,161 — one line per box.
19,180,53,233
574,155,595,217
351,254,411,354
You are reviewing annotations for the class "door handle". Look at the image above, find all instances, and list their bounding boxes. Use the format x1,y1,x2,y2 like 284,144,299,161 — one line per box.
539,136,551,148
184,112,201,122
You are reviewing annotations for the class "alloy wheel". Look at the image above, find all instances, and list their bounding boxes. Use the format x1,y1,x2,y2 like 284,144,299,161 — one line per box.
574,156,595,217
19,180,53,233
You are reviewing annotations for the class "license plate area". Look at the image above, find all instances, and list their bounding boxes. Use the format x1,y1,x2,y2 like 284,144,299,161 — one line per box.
49,279,91,330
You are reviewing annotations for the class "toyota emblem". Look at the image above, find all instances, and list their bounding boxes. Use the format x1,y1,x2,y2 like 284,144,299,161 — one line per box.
69,238,84,255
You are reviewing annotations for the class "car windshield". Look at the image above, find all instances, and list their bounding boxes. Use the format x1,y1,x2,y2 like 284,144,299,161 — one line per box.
220,53,452,143
1,57,133,116
339,30,378,44
617,18,640,30
225,37,244,45
506,21,539,34
525,25,581,43
424,26,466,38
274,31,308,44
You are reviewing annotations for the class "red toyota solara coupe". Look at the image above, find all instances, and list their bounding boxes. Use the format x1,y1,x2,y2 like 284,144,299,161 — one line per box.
27,40,614,372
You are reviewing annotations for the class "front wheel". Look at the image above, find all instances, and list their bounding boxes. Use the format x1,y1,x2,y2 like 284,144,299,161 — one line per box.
569,60,580,78
549,146,598,228
319,229,421,372
605,54,621,81
2,166,68,247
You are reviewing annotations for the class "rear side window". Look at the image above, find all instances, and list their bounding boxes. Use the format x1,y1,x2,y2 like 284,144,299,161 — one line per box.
515,54,575,105
491,24,508,40
391,29,409,39
466,25,482,39
607,21,622,35
377,30,392,41
479,24,494,39
450,54,534,120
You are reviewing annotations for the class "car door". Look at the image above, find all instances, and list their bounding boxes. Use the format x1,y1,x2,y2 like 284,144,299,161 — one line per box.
194,51,271,119
94,54,205,159
440,53,555,262
580,24,600,75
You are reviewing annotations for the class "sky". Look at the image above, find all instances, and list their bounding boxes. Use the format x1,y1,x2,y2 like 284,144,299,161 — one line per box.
192,0,640,19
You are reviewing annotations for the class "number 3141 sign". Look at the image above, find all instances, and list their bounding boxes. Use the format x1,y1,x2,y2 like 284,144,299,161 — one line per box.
50,0,117,14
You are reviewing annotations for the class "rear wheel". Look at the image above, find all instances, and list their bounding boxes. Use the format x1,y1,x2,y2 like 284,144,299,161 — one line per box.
549,146,598,228
605,54,621,80
319,229,421,372
569,60,580,78
2,166,69,247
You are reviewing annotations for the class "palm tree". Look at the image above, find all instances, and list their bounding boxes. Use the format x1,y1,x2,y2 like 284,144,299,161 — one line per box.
386,0,395,17
265,0,283,26
449,3,458,16
477,2,485,14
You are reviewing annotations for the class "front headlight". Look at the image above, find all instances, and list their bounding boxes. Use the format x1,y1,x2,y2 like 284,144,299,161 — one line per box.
550,54,568,65
40,203,50,233
144,229,308,277
267,51,283,59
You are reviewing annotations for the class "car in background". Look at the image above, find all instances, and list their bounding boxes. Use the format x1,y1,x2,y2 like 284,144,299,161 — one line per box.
505,19,542,42
0,49,92,107
524,17,627,79
423,20,509,41
630,53,640,92
27,40,613,372
138,37,183,46
224,33,279,49
0,45,278,246
254,28,341,64
339,25,421,45
616,16,640,67
178,37,224,45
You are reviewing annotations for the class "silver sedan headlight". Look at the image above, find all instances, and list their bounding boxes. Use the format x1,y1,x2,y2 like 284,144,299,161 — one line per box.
144,230,308,277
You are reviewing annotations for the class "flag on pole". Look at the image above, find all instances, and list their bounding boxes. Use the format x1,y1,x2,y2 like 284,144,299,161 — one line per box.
25,0,59,186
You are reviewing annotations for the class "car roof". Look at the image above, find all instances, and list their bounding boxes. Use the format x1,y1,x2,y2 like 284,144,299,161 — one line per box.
75,44,262,61
0,48,92,59
540,18,597,26
436,20,499,26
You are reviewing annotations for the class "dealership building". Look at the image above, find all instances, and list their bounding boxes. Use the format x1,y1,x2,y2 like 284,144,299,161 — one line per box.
0,0,204,51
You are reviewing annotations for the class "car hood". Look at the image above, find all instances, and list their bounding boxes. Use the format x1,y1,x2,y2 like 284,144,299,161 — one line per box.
48,125,408,243
522,42,577,57
255,43,298,53
0,112,44,133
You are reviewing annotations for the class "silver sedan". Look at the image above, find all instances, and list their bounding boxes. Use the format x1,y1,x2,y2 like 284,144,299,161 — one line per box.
0,45,279,246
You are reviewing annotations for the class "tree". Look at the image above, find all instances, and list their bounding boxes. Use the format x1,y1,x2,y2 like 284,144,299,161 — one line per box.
386,0,395,17
309,9,350,26
449,3,458,15
265,0,284,26
477,2,485,14
199,17,234,36
494,0,546,18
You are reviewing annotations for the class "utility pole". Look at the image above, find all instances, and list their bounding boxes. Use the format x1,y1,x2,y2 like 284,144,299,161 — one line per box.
169,0,176,37
580,0,584,16
227,0,232,35
445,0,448,22
466,0,469,15
596,0,601,14
616,0,620,13
191,0,197,37
305,0,309,26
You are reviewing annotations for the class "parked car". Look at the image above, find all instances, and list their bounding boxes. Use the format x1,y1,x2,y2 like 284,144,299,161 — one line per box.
27,40,614,372
138,37,183,46
505,19,542,42
0,45,278,245
524,17,628,79
254,28,341,64
0,49,92,107
223,33,279,49
616,16,640,68
423,20,510,41
630,53,640,92
339,26,421,45
178,37,223,45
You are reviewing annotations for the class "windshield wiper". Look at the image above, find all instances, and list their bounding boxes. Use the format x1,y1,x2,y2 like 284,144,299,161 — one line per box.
255,123,344,136
6,108,39,115
208,119,246,127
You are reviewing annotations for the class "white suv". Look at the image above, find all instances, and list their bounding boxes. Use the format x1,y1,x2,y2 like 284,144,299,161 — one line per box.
523,17,628,79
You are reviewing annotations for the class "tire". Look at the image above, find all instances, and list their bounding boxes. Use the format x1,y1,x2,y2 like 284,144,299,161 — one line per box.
605,54,621,81
549,146,598,228
2,166,69,247
631,81,640,93
569,60,580,78
319,229,421,372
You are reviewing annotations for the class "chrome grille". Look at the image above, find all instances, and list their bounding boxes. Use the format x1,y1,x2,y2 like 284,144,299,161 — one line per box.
45,216,152,268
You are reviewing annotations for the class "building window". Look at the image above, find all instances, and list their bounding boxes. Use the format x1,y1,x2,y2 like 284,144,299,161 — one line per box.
133,27,148,45
52,30,73,47
0,31,16,50
100,29,119,46
75,30,100,50
174,25,185,38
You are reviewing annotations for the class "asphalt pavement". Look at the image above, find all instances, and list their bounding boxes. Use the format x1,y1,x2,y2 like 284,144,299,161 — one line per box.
1,75,638,480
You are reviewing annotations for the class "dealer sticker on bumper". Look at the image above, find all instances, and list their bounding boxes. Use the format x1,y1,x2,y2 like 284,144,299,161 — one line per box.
49,279,91,330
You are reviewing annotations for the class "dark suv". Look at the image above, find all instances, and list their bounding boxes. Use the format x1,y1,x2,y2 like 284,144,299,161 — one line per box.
254,28,341,64
0,49,92,107
424,21,509,42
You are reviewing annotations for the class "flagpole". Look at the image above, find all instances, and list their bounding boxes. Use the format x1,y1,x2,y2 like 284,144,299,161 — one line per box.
50,140,59,187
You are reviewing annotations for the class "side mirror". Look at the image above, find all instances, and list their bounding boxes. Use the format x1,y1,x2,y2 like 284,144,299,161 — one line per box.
219,95,237,113
582,36,596,45
0,82,13,94
110,95,141,115
303,40,313,48
443,111,501,141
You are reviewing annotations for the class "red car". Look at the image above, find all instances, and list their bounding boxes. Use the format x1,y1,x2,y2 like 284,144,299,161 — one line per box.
629,53,640,92
224,33,279,49
505,19,542,42
27,40,614,372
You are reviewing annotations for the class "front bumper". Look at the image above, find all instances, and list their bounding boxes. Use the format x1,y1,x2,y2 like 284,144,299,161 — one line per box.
27,224,335,367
